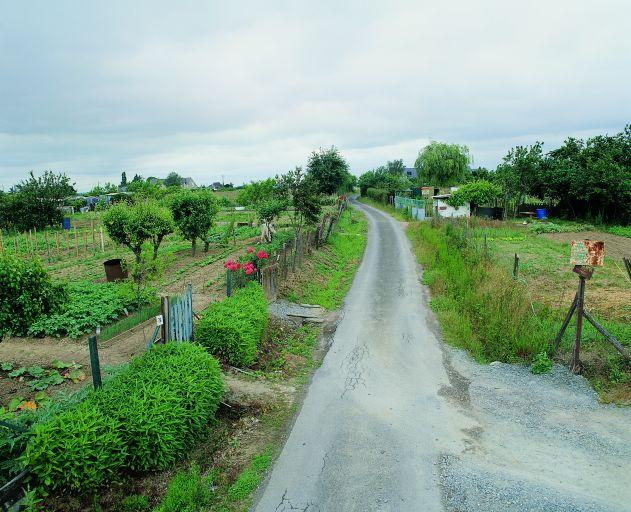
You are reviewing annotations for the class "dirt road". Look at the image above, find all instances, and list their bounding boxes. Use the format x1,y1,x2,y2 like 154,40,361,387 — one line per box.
252,199,631,511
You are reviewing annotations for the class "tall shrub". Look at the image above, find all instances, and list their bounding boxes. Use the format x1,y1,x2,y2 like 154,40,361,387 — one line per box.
196,282,268,367
0,254,66,337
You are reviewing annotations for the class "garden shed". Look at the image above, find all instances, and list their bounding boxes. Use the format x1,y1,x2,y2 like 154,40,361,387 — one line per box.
432,193,470,218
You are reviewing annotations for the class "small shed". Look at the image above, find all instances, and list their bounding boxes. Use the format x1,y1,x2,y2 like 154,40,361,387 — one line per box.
432,194,470,218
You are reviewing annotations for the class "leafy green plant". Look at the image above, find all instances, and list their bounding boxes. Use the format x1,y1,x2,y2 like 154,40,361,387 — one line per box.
121,494,149,512
28,280,155,338
8,367,26,378
1,362,13,371
170,190,219,255
0,254,66,337
226,446,273,501
154,464,212,512
530,352,553,374
196,282,268,367
23,403,127,491
27,366,45,378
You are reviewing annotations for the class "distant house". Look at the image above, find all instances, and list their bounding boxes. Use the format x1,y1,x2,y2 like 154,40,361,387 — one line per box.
404,167,417,179
181,177,197,189
210,182,222,191
432,193,470,218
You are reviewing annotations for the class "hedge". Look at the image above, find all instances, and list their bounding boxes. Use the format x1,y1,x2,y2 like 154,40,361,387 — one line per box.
23,343,223,491
365,187,389,204
196,281,268,367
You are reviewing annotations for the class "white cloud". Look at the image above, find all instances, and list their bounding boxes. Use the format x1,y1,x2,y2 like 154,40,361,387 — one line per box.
1,0,629,190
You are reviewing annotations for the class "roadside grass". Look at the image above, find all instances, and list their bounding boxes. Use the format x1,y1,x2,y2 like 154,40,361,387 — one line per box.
407,218,631,404
280,207,368,309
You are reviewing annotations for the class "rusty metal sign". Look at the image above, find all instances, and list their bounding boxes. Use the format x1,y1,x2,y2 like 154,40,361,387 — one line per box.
570,240,604,266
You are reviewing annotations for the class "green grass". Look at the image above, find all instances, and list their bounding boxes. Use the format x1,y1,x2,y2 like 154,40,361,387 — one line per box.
283,208,367,309
357,197,411,221
226,446,274,502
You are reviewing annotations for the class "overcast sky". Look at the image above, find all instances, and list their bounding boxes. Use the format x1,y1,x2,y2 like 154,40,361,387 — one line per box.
1,1,630,191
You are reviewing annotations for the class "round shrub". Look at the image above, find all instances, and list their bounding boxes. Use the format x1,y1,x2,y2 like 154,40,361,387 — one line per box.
23,403,127,491
196,282,268,367
0,254,66,337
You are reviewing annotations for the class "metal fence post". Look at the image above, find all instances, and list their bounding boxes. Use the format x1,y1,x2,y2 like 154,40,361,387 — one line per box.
88,335,102,389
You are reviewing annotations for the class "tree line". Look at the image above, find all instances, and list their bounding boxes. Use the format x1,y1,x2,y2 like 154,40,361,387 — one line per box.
358,125,630,223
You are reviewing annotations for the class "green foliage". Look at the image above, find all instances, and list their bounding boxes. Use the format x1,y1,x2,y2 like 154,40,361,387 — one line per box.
103,201,175,262
0,171,76,231
122,494,149,512
414,141,471,186
196,282,268,367
227,446,274,502
306,146,353,194
28,281,155,338
446,180,502,208
154,464,212,512
277,167,322,229
358,162,412,195
365,187,389,204
23,343,223,492
88,182,118,196
528,221,591,234
606,225,631,238
170,190,220,255
256,198,287,223
408,221,549,363
235,178,279,207
530,352,553,374
163,172,183,187
23,402,127,491
0,254,66,337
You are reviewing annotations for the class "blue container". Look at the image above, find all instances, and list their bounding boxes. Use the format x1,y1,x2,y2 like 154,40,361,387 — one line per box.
62,217,71,230
536,208,547,219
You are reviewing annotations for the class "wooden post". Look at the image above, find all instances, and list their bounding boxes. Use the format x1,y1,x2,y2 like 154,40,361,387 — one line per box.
513,253,519,278
83,229,88,254
28,230,32,254
99,227,105,252
74,227,79,257
88,335,102,389
484,234,488,257
91,221,96,251
160,296,170,343
44,231,51,261
55,231,60,258
33,227,37,253
66,229,70,252
570,276,586,374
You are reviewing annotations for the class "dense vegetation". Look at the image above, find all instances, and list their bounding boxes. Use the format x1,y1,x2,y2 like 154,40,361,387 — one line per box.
23,343,223,491
196,282,268,367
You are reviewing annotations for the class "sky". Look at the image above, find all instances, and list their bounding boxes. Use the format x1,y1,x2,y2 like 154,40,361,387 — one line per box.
1,0,630,192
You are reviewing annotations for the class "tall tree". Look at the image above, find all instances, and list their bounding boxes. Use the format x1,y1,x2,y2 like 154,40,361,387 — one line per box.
306,147,352,195
120,171,128,188
494,142,544,215
277,167,322,233
170,190,219,255
163,172,183,187
414,142,471,186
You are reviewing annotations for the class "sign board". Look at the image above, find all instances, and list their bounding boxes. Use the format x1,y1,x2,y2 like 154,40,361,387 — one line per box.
570,240,604,266
156,314,164,326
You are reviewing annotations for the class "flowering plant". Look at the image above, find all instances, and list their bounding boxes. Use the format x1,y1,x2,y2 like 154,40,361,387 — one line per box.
223,260,241,272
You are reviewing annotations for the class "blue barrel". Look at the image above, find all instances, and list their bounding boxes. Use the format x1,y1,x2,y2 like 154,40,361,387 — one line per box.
62,217,71,230
536,208,547,219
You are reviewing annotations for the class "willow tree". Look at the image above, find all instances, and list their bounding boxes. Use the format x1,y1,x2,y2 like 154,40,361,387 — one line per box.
414,141,471,186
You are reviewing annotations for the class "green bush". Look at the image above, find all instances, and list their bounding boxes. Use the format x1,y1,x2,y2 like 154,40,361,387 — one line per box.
196,281,268,367
23,403,127,491
122,494,149,512
154,464,212,512
23,343,223,491
0,254,66,337
530,351,553,374
365,187,389,204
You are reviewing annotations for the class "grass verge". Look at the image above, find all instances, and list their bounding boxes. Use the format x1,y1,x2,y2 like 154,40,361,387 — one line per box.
281,207,368,309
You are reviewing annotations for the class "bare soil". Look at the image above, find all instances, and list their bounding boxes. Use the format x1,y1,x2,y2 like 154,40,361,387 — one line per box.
542,230,631,260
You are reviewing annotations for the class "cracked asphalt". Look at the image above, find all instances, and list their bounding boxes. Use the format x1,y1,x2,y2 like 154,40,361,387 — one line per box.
252,199,631,512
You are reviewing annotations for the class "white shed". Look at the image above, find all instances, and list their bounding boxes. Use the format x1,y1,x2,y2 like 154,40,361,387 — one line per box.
432,194,470,218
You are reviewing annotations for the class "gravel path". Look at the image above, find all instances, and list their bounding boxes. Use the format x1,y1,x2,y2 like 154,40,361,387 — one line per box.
252,198,631,512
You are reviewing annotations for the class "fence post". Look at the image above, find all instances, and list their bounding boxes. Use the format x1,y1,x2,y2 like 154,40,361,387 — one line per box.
226,269,232,297
513,253,519,277
88,335,102,389
99,226,105,252
161,295,170,343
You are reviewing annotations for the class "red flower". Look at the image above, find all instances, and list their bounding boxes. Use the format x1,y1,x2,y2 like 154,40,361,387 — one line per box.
256,250,269,260
247,247,254,253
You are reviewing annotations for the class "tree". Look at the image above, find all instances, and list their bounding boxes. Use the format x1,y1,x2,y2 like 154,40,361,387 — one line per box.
103,202,175,262
414,142,471,186
88,182,117,196
494,142,544,216
385,159,406,175
307,147,352,195
120,172,128,188
170,190,219,255
358,165,412,196
256,199,287,243
131,174,143,183
277,167,322,233
446,180,502,208
4,171,76,231
163,172,183,187
235,178,279,206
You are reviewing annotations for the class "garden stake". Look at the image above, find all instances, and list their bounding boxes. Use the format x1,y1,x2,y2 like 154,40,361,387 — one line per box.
226,268,232,297
88,335,102,389
513,253,519,278
74,226,79,257
99,226,105,252
55,230,60,258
